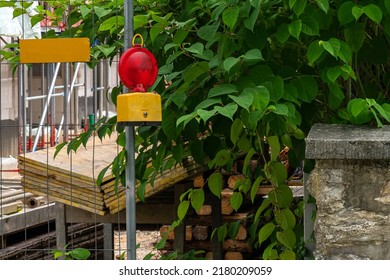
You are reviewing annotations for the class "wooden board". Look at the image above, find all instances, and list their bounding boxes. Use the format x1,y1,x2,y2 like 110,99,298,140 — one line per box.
19,136,118,185
18,135,205,216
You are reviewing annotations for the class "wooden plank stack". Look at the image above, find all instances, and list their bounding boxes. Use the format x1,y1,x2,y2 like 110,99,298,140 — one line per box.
18,136,204,216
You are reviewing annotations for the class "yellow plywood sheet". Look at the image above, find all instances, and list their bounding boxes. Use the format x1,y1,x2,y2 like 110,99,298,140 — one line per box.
19,136,118,185
20,38,90,63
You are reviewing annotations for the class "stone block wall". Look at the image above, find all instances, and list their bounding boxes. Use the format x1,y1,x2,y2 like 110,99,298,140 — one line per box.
306,124,390,259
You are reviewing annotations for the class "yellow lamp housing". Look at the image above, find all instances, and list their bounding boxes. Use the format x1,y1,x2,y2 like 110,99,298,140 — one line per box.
116,92,162,126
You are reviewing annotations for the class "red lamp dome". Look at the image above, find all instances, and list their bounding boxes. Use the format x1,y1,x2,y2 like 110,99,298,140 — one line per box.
118,41,158,92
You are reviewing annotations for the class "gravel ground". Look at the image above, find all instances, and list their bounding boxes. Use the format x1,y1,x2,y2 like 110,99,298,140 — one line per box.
114,225,161,260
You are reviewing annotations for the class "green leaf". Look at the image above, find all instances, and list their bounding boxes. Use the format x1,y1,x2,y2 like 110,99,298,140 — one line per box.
288,20,302,40
263,76,284,102
248,86,270,111
54,142,68,159
230,192,243,211
150,23,164,44
243,148,256,177
69,248,91,260
370,108,383,128
307,40,324,65
248,110,263,129
320,38,340,58
258,222,275,246
276,229,296,250
208,172,223,198
267,136,280,161
269,185,293,208
134,14,150,30
177,200,190,221
243,49,263,62
263,243,278,260
198,108,217,124
291,76,318,102
272,104,289,116
244,6,260,32
229,91,254,112
228,221,241,240
289,0,297,9
251,176,263,203
275,208,296,230
96,45,116,58
94,6,111,19
197,23,219,41
98,16,124,32
96,165,111,187
230,118,244,145
31,14,44,27
223,57,240,73
215,103,238,120
195,98,222,110
222,6,240,30
280,250,296,260
349,98,369,117
176,112,197,128
214,149,232,167
254,197,271,223
183,61,209,82
218,224,228,242
326,67,341,82
292,0,306,16
328,83,345,110
275,24,290,44
184,42,204,55
338,1,355,25
13,8,25,18
266,161,288,186
162,110,177,140
371,100,390,122
352,6,363,21
190,189,205,211
363,4,382,24
208,84,238,98
315,0,329,13
344,23,365,52
190,140,204,165
302,17,320,36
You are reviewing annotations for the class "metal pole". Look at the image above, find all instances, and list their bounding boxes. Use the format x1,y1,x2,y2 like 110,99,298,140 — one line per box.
32,63,60,152
63,63,69,143
124,0,136,260
56,63,81,141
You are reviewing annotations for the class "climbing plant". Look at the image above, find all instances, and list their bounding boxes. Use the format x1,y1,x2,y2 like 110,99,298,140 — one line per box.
4,0,390,259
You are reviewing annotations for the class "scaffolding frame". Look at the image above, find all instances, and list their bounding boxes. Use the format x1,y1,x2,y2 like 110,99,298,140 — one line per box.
18,60,112,153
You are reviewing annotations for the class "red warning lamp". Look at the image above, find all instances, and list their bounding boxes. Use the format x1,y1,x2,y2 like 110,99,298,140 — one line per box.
118,35,158,92
117,34,161,126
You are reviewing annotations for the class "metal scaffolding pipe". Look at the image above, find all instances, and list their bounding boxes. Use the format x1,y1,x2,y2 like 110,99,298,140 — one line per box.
32,62,61,152
124,0,136,261
56,63,81,142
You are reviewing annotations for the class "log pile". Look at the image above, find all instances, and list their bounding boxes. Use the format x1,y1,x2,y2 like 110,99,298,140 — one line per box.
158,173,255,260
18,136,204,215
158,171,303,260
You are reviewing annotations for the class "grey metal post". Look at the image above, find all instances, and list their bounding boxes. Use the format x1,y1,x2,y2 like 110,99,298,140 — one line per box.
84,63,88,130
63,63,69,142
124,0,136,260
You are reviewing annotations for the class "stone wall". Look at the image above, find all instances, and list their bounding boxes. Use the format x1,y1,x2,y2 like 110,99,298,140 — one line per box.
306,124,390,260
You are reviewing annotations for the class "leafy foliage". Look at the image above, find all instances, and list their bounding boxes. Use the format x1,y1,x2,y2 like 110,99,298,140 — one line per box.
8,0,390,259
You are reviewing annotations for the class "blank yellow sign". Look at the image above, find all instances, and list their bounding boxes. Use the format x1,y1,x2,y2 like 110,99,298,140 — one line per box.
20,38,90,63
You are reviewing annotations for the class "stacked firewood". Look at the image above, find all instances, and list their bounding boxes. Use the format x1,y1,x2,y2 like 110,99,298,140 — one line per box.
158,174,259,260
